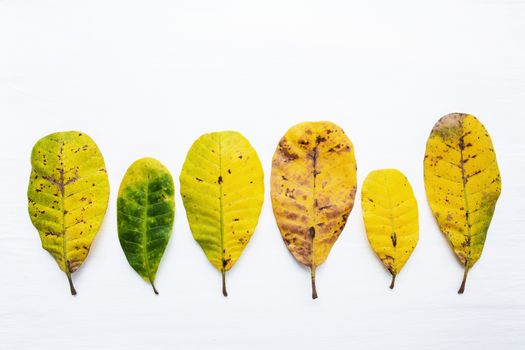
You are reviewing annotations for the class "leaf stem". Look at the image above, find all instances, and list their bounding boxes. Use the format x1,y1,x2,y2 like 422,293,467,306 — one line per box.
222,269,228,297
458,261,469,294
389,274,396,289
66,272,77,296
311,267,318,299
151,281,159,295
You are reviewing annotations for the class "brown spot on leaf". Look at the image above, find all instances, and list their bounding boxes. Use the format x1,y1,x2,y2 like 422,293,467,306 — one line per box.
391,232,397,247
285,188,296,199
307,227,315,240
298,139,309,146
279,145,298,162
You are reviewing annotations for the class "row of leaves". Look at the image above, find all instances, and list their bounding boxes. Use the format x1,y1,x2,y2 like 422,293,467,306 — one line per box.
27,113,501,298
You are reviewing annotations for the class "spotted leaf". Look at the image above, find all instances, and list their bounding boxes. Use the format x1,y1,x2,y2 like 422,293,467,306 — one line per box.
270,121,357,299
362,169,418,289
27,131,110,295
117,158,175,294
424,113,501,293
180,131,264,296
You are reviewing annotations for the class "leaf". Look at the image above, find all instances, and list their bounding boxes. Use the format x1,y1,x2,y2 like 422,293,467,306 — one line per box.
361,169,418,289
270,121,357,299
179,131,264,296
27,131,110,295
117,157,175,294
424,113,501,293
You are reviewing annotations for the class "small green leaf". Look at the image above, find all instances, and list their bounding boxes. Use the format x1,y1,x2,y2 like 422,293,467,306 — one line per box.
117,157,175,294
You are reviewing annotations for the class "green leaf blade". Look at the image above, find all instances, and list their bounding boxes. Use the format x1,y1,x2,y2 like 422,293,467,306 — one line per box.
117,157,175,294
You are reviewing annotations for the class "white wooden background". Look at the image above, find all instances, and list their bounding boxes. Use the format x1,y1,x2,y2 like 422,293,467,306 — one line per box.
1,1,524,349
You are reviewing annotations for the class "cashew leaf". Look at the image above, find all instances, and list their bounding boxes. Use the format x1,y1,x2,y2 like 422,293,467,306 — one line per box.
28,131,110,295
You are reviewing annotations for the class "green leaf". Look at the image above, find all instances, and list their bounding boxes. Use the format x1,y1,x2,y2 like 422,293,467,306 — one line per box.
27,131,110,295
117,157,175,294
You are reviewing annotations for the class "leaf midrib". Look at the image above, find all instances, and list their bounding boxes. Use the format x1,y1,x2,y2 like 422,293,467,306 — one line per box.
311,141,319,269
218,133,225,271
458,120,473,264
383,173,397,273
59,142,68,275
141,175,154,285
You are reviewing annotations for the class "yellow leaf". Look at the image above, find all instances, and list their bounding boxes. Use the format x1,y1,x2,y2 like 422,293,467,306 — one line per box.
27,131,110,295
424,113,501,293
180,131,264,296
270,121,357,299
361,169,418,289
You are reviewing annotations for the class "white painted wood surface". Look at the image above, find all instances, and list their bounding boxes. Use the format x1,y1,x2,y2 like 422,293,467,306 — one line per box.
1,1,524,349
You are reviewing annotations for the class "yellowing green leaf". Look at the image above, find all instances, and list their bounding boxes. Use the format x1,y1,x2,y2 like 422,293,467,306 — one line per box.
117,157,175,294
361,169,418,289
424,113,501,293
180,131,264,296
270,121,357,299
27,131,110,295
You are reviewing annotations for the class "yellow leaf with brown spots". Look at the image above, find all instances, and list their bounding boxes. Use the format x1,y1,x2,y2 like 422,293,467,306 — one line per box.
424,113,501,293
270,121,357,299
27,131,110,295
180,131,264,297
361,169,418,289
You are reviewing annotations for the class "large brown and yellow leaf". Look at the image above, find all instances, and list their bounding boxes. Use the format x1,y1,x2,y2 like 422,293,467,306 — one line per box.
270,121,357,299
180,131,264,296
27,131,110,295
424,113,501,293
361,169,418,289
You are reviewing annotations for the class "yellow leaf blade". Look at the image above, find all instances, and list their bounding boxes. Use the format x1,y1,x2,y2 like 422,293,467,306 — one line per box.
27,131,110,295
424,113,501,293
270,121,357,298
361,169,418,289
180,131,264,296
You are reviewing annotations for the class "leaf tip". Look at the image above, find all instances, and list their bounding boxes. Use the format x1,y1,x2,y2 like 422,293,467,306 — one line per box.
67,273,77,296
222,269,228,297
389,274,396,290
458,262,469,294
311,267,318,299
151,282,159,295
